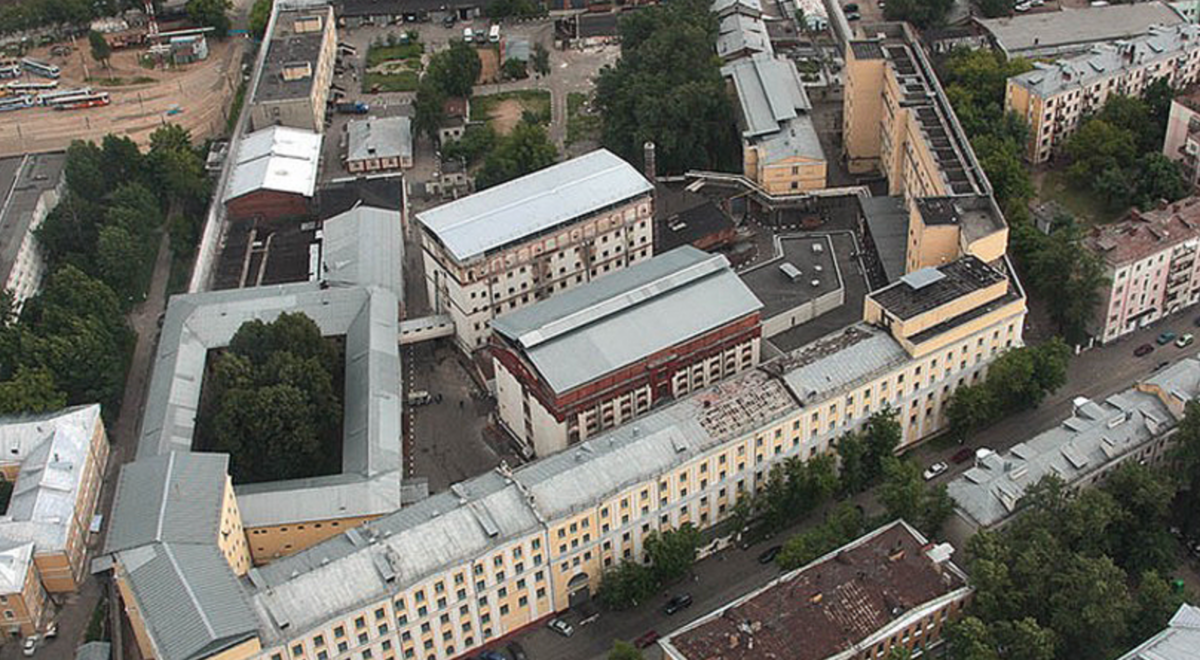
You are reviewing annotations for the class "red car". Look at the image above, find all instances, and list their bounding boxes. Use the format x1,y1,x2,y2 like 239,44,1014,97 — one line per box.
634,630,661,649
951,447,975,464
1135,343,1155,357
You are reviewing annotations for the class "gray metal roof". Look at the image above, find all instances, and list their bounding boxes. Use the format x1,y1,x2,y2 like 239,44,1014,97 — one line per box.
491,247,763,393
1012,23,1200,97
717,13,772,60
0,152,65,291
860,196,908,284
414,149,653,263
0,404,101,554
779,325,910,405
118,543,258,660
948,357,1200,529
104,452,230,555
1117,604,1200,660
322,206,404,300
75,642,111,660
346,117,412,164
722,53,812,138
976,3,1182,57
0,540,34,594
225,126,322,202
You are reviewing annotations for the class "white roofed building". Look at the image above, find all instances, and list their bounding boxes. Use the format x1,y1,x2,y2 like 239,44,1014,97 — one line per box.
415,149,655,351
490,247,764,458
225,126,322,221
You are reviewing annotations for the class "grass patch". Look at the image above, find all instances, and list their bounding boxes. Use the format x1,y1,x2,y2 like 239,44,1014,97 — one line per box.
471,89,551,126
88,75,156,86
363,70,419,93
1035,169,1123,225
226,79,247,134
85,596,109,642
566,92,601,146
365,42,423,68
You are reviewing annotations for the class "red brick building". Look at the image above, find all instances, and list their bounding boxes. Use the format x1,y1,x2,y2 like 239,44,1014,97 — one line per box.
224,126,321,222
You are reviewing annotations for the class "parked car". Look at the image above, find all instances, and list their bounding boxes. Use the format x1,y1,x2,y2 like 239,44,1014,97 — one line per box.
634,630,661,649
843,3,859,11
846,11,861,19
42,624,55,640
22,637,37,657
1158,331,1177,345
923,461,949,481
951,447,975,464
548,618,574,637
442,14,456,27
758,545,783,564
663,593,694,615
506,643,528,660
1135,343,1156,357
407,390,432,406
1178,333,1195,348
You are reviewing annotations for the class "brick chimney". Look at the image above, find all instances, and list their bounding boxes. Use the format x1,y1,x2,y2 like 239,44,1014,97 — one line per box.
643,141,657,183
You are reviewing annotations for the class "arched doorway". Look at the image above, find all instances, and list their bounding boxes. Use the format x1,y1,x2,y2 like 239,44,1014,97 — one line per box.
567,572,591,608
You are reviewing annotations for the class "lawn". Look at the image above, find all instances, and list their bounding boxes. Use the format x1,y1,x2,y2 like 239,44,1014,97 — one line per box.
1034,169,1124,225
363,70,420,93
566,91,601,146
471,89,551,131
365,42,423,68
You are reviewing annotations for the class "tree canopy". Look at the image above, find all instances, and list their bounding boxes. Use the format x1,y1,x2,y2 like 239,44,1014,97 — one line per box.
200,313,343,484
598,525,703,609
883,0,953,28
945,339,1070,438
186,0,232,37
594,0,739,175
475,122,558,190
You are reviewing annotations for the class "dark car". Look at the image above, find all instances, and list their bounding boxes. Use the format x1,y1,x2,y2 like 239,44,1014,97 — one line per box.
634,630,661,649
844,2,859,10
442,13,456,27
1135,343,1155,357
663,593,693,615
506,643,528,660
476,652,505,660
951,447,975,464
1194,315,1200,327
758,545,783,564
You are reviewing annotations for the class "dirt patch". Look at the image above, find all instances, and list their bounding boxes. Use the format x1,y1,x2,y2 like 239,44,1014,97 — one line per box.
477,47,500,84
0,36,244,156
489,99,524,135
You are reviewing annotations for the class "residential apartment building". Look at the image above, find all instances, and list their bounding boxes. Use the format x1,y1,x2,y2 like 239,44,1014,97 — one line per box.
491,247,764,458
844,25,989,202
250,6,337,132
1082,197,1200,344
947,357,1200,539
416,149,655,351
974,3,1183,60
1007,23,1200,164
0,405,110,636
659,520,973,660
1162,85,1200,190
0,152,66,311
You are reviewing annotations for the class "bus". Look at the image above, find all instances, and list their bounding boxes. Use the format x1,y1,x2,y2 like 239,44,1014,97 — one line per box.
0,59,20,79
7,81,56,92
20,58,60,79
37,88,92,105
52,92,109,110
0,96,34,112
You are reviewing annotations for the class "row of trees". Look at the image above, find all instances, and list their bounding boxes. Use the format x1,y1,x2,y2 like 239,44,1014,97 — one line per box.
594,0,739,176
0,0,122,36
945,339,1071,439
199,313,343,484
0,127,208,419
596,525,702,610
414,40,483,139
186,0,233,37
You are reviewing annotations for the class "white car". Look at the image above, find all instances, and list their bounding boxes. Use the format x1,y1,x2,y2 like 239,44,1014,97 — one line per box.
22,636,38,657
548,618,575,637
923,461,949,481
1015,1,1032,11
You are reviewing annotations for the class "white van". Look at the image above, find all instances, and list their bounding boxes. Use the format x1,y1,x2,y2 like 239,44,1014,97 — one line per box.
462,27,473,42
488,24,501,43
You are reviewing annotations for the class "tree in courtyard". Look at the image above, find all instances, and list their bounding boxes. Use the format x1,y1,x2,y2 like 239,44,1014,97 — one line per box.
186,0,231,36
644,524,702,583
531,42,550,76
0,367,66,415
425,40,482,98
475,122,557,189
607,641,644,660
87,30,110,67
413,80,448,140
883,0,952,28
502,58,528,80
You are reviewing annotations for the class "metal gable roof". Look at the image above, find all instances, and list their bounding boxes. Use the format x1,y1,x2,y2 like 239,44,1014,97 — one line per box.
414,149,653,263
225,126,321,202
346,117,412,163
104,452,229,555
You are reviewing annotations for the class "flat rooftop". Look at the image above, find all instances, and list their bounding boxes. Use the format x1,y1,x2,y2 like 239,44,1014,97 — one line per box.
654,183,735,252
491,246,762,394
869,256,1006,321
740,235,841,320
253,8,330,104
860,196,909,286
916,195,1005,245
660,520,970,660
415,149,653,264
975,2,1183,56
0,152,66,287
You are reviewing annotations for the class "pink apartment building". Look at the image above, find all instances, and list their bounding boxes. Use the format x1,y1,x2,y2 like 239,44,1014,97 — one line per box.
1085,197,1200,344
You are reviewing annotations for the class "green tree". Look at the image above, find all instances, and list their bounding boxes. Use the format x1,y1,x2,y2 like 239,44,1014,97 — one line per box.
425,40,482,98
1047,554,1133,658
149,123,193,154
0,367,66,415
96,225,146,302
945,617,1000,660
476,122,558,189
946,382,995,439
976,0,1014,17
835,431,868,494
186,0,232,36
594,0,739,174
777,502,863,570
1173,401,1200,535
1100,464,1176,576
502,58,528,80
413,80,448,140
531,42,550,76
442,124,497,164
597,560,656,610
607,640,644,660
1130,570,1188,644
88,30,110,67
63,140,106,202
863,407,900,482
991,618,1056,660
249,0,272,37
883,0,952,28
879,457,924,524
1132,153,1189,209
644,524,701,583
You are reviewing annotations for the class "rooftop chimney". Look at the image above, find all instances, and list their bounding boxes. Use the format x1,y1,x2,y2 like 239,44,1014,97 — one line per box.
643,141,657,184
